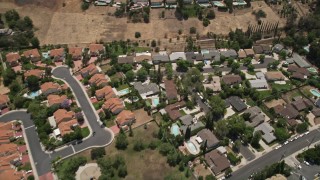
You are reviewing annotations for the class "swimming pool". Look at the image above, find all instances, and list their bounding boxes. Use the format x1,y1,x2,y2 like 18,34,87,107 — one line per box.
308,67,318,74
171,124,180,136
212,1,225,7
186,141,199,155
310,89,320,98
42,52,49,59
152,98,160,107
118,88,130,96
23,90,41,99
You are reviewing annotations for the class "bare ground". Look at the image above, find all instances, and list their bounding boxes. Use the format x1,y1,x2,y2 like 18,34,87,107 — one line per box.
0,0,285,48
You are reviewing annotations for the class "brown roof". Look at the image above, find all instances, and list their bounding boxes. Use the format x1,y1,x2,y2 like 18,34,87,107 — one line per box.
134,55,152,63
164,79,178,100
279,104,299,119
80,64,99,76
222,75,242,85
265,71,285,81
118,56,134,64
0,94,9,105
205,149,230,175
53,109,75,124
41,82,61,93
0,122,13,131
292,98,313,111
116,110,135,125
238,50,247,59
95,86,116,100
0,143,18,156
89,74,109,87
6,53,20,63
68,47,83,57
0,168,23,180
244,49,255,56
50,48,64,57
197,129,220,148
273,104,284,114
287,119,298,127
23,49,40,58
164,101,186,120
24,69,44,78
312,108,320,117
102,98,124,114
47,94,68,107
58,119,78,136
291,72,305,80
287,64,299,72
89,44,104,53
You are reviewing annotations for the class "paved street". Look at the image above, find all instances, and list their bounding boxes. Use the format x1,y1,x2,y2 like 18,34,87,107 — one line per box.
229,128,320,180
0,66,114,177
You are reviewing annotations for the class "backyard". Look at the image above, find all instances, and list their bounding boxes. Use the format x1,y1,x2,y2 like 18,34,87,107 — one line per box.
76,121,191,180
271,82,294,92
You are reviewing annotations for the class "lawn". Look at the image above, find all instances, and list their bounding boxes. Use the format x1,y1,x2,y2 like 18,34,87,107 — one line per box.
179,109,187,116
116,83,129,91
81,127,90,137
105,119,115,128
76,121,191,180
246,98,257,107
100,64,111,74
271,82,293,92
257,90,272,100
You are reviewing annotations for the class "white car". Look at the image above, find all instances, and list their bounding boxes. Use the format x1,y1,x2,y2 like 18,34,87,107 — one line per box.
305,131,310,135
304,161,310,166
294,136,299,140
284,141,289,145
275,145,281,149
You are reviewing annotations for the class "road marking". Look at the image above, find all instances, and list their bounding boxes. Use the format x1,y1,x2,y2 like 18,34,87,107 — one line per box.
25,125,35,130
306,139,310,143
71,145,76,154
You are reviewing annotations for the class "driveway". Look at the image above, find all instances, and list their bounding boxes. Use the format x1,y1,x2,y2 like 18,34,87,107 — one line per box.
0,66,114,177
239,144,256,161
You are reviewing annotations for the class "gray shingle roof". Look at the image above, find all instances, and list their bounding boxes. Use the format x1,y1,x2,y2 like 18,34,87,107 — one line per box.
292,53,311,68
133,82,159,95
226,96,247,112
152,54,170,63
254,122,276,144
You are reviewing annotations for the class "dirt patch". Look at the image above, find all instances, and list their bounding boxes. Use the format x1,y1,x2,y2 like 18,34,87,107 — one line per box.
264,99,286,108
132,108,153,128
0,0,284,49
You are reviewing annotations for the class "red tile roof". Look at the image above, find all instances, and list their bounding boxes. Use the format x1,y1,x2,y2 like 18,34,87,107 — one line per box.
23,49,40,58
116,110,135,126
24,69,44,79
0,94,9,106
40,82,61,94
53,109,75,125
6,53,20,63
164,101,186,120
57,119,78,136
47,94,68,107
89,44,104,53
164,79,178,100
89,74,109,87
95,86,115,100
102,98,124,114
50,48,64,57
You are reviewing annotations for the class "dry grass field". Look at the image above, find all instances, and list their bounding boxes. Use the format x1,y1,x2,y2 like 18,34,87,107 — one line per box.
0,0,285,46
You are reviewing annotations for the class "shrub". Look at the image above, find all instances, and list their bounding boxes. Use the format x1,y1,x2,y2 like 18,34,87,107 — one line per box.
135,32,141,38
203,18,210,27
81,2,90,11
190,27,196,34
133,140,145,151
91,147,106,160
148,140,158,150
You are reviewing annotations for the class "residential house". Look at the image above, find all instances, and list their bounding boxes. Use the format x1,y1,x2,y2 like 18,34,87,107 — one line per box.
249,72,268,89
288,65,310,80
102,98,125,114
220,49,238,58
40,82,61,96
23,49,41,62
57,119,78,136
89,44,105,57
164,101,186,120
164,79,178,100
24,69,44,79
185,52,203,64
0,95,9,109
254,122,276,144
291,97,313,111
5,53,20,67
204,76,221,92
261,45,272,55
133,82,159,99
53,109,75,125
244,49,255,57
0,129,14,144
197,129,220,149
0,28,13,35
132,0,149,6
89,73,109,87
205,149,230,175
238,49,247,59
312,108,320,117
222,75,242,85
179,115,205,134
165,0,177,7
202,50,220,61
0,143,18,156
252,45,264,54
152,52,170,64
115,110,135,128
150,0,164,8
273,44,284,53
316,99,320,108
95,86,116,100
169,52,186,62
265,71,285,81
197,0,210,6
118,55,134,64
80,64,99,78
291,53,310,68
226,96,247,112
50,48,65,62
135,54,152,64
276,104,299,120
243,106,265,127
68,47,83,61
47,94,68,107
0,168,23,180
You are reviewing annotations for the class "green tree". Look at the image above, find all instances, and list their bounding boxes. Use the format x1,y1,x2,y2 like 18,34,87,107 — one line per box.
137,68,148,82
251,131,262,149
151,40,157,47
118,165,127,178
116,130,128,150
2,68,16,86
176,60,189,72
206,10,215,19
125,70,135,82
26,75,40,91
190,27,197,34
296,122,308,134
133,139,145,151
9,80,22,96
135,32,141,38
81,2,90,11
91,147,106,160
185,126,191,140
274,127,290,143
